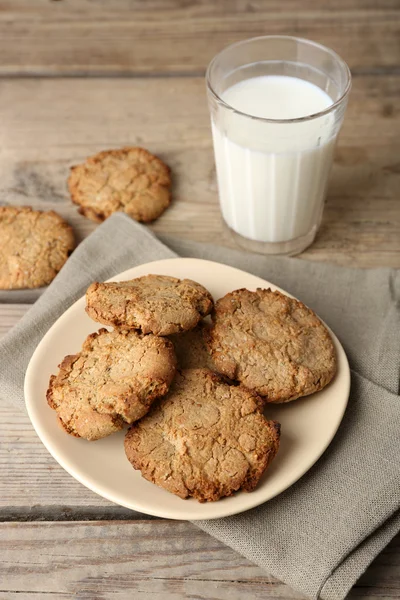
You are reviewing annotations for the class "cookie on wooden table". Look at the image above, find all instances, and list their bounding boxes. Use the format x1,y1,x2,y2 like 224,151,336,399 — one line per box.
124,368,280,502
207,288,337,403
0,206,74,289
68,147,171,223
47,328,177,441
86,275,214,336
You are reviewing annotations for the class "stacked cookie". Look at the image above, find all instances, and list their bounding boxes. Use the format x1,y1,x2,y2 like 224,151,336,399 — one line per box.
47,275,337,502
47,275,212,442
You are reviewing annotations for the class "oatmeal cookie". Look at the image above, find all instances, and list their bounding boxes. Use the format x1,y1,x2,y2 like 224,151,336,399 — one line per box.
124,368,280,502
0,206,74,289
207,288,336,403
86,275,214,335
169,323,216,370
68,147,171,223
47,328,177,441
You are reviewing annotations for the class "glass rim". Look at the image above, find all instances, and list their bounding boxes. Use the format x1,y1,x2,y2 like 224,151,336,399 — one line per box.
206,35,352,124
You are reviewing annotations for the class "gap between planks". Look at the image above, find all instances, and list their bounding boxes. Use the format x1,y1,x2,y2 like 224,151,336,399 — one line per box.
0,506,153,522
0,67,399,79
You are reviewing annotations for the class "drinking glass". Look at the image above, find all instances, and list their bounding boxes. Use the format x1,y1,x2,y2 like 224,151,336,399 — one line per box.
206,36,351,255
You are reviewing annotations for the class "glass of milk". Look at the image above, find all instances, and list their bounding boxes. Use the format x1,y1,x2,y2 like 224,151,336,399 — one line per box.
206,36,351,255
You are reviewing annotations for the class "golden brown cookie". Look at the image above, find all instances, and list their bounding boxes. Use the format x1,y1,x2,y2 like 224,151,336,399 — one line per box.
68,147,171,223
124,368,280,502
207,288,337,403
169,323,216,371
0,206,74,289
47,328,177,441
86,275,214,336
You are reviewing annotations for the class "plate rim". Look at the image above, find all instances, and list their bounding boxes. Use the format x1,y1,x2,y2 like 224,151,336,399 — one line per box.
24,257,351,520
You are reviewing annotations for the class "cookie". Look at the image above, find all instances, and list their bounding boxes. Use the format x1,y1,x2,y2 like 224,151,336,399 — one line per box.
207,288,336,403
68,147,171,223
47,328,177,441
169,323,216,371
86,275,214,335
124,368,280,502
0,206,74,289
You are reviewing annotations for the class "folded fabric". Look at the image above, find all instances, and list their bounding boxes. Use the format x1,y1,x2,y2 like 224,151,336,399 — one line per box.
0,212,399,600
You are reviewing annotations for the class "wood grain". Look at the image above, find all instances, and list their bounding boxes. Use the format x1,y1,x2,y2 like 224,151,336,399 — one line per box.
0,75,399,268
0,1,398,75
1,520,399,599
0,304,28,336
0,402,116,511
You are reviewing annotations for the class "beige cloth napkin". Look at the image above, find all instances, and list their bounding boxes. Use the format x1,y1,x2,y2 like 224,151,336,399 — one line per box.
1,213,399,600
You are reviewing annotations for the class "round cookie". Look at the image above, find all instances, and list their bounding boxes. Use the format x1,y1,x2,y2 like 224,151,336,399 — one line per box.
0,206,74,289
47,328,177,441
124,368,280,502
68,147,171,223
86,275,214,335
207,288,337,403
169,323,216,371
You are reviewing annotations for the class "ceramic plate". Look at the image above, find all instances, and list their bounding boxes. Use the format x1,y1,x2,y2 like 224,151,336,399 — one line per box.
25,258,350,520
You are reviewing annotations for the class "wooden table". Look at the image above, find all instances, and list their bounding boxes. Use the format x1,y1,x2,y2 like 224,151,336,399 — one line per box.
1,2,399,598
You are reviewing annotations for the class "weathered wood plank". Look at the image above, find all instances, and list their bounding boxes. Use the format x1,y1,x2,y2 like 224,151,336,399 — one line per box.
4,0,400,17
0,75,398,268
0,1,398,75
0,304,29,335
0,402,115,511
1,521,399,599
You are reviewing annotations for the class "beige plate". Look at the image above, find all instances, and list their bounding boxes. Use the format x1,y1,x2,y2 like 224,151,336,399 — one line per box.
24,258,350,520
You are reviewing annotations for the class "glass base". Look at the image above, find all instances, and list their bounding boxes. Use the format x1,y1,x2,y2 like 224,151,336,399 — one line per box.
227,225,318,256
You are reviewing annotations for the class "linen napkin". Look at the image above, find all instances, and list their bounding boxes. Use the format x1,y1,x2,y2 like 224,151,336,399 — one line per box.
1,212,399,600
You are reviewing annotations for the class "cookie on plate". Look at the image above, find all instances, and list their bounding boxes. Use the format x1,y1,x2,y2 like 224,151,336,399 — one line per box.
0,206,74,289
68,147,171,223
86,275,214,335
124,368,280,502
169,323,216,371
47,328,177,441
207,288,337,403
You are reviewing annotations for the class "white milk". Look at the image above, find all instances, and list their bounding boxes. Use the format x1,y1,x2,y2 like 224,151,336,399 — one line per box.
211,75,336,243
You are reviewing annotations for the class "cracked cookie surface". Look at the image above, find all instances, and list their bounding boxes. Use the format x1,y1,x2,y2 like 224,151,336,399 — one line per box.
68,147,171,223
86,275,214,335
169,323,216,371
124,368,280,502
207,288,337,403
0,206,74,289
47,328,177,441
